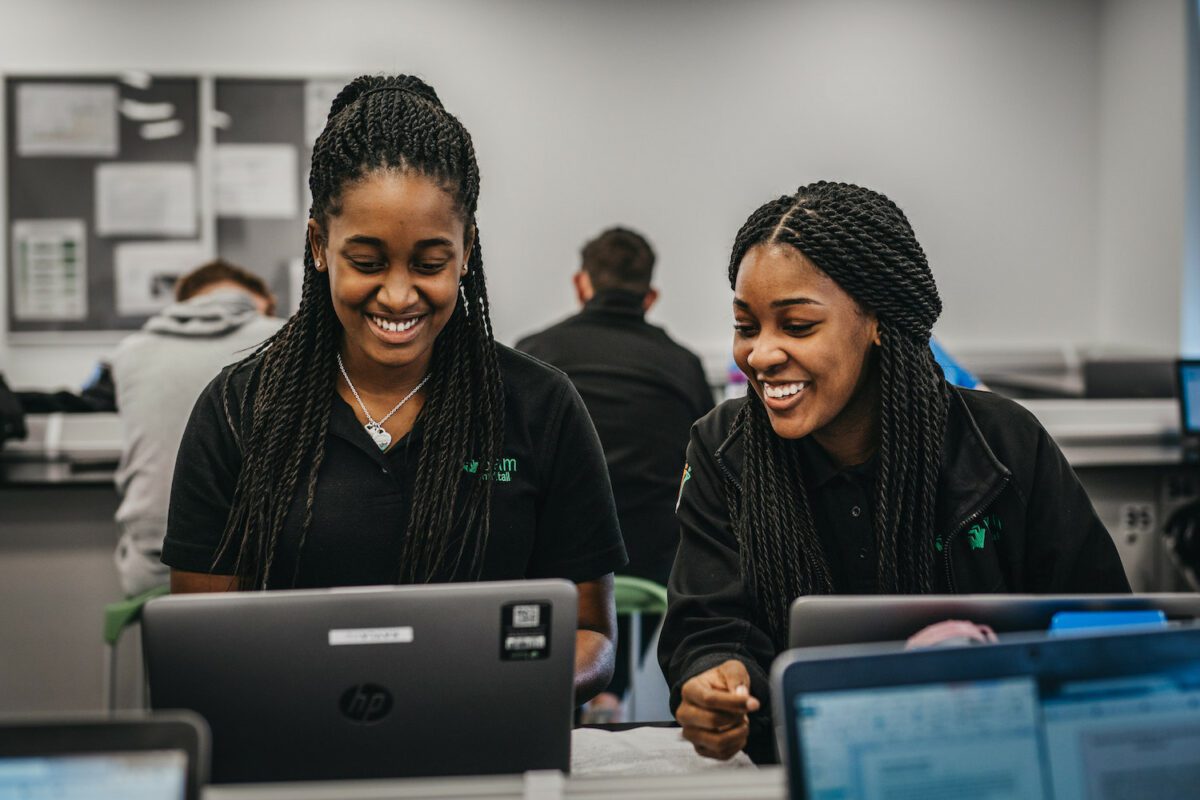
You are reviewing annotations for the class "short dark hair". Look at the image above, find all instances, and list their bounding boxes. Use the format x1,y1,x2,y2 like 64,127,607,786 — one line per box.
174,259,275,314
580,227,656,293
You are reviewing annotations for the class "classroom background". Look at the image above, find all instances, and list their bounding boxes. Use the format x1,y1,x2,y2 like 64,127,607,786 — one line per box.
2,0,1199,726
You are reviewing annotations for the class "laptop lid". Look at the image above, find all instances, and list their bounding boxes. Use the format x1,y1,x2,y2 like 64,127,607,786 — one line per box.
789,594,1200,648
1176,359,1200,456
142,580,577,784
0,712,208,800
773,625,1200,800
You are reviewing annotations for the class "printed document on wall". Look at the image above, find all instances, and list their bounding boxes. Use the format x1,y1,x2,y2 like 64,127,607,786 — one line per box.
17,83,119,157
114,241,211,317
11,219,88,320
95,162,197,236
215,144,298,218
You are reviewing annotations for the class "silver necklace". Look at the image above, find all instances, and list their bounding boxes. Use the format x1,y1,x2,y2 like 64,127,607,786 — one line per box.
336,352,432,451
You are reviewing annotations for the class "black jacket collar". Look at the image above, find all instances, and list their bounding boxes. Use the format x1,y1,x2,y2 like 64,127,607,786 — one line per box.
712,388,1011,539
581,289,648,319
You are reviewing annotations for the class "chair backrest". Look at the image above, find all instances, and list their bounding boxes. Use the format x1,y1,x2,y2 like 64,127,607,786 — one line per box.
614,575,668,615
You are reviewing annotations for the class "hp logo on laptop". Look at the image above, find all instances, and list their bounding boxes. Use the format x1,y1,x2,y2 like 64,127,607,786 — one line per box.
339,684,394,724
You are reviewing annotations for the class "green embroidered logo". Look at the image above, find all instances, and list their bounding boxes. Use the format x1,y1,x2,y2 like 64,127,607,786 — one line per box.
463,457,518,482
967,515,1002,550
936,515,1002,553
675,464,693,512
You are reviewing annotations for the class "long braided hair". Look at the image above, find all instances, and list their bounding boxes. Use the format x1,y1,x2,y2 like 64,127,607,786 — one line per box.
213,75,504,589
727,181,950,647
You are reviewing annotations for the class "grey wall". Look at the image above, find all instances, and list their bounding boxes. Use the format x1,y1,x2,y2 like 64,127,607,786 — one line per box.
0,0,1193,388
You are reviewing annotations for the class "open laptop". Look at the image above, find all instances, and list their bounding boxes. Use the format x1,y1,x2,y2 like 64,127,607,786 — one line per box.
0,712,208,800
1176,359,1200,461
773,624,1200,800
790,594,1200,648
142,580,576,784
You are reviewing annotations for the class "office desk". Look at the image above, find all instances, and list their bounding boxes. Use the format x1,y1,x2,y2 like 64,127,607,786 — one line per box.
1017,399,1196,591
0,413,126,713
203,766,786,800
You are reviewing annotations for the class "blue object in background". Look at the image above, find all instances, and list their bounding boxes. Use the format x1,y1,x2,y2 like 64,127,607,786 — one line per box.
1048,610,1167,636
930,338,981,389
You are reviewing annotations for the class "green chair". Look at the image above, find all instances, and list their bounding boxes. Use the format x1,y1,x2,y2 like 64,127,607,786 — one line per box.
102,584,169,710
613,575,669,720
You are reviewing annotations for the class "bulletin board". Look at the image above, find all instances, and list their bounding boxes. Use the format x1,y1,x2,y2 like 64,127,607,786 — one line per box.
4,75,203,335
3,74,348,337
213,77,327,315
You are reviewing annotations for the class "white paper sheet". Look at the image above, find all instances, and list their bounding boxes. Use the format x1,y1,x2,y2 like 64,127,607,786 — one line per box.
113,241,211,316
17,83,118,157
95,162,197,237
571,727,756,776
215,144,298,219
305,80,348,146
11,219,88,321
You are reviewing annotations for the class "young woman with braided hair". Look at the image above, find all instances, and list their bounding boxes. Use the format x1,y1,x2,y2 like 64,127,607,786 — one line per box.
163,75,626,702
660,181,1129,761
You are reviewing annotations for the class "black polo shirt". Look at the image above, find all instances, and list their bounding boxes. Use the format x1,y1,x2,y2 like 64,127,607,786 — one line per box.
796,437,879,594
162,345,628,588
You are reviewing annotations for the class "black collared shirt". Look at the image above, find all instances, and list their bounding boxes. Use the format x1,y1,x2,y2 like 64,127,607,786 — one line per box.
516,290,714,585
162,345,627,588
795,437,879,594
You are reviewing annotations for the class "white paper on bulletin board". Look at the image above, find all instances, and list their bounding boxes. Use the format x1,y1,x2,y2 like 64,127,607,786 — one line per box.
114,240,211,317
215,144,298,218
11,219,88,321
95,162,197,236
17,83,119,157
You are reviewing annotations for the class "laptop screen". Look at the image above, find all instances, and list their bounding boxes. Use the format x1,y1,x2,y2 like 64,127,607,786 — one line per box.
1178,361,1200,434
794,661,1200,799
0,750,188,800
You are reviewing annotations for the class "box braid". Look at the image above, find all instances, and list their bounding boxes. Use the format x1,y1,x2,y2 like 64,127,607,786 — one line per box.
212,75,503,589
727,181,950,647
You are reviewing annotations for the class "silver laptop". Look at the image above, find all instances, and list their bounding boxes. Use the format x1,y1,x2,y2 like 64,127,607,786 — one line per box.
773,624,1200,799
0,712,208,800
789,594,1200,648
142,580,576,784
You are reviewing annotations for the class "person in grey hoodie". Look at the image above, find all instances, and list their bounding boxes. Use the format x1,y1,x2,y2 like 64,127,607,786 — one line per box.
112,260,282,596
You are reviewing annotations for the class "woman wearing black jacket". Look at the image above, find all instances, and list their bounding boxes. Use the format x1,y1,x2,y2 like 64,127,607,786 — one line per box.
659,182,1130,763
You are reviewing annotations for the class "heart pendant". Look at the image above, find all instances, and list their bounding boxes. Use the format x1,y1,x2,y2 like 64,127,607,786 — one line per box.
365,422,392,451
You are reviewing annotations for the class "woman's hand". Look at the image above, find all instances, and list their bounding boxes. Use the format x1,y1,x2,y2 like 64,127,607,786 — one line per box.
675,659,760,760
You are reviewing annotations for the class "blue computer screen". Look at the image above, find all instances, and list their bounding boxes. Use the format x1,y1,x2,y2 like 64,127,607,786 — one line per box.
0,750,186,800
1180,364,1200,433
795,664,1200,800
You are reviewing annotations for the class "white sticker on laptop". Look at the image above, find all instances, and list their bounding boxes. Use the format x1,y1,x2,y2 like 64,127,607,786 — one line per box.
501,601,552,661
512,604,541,628
328,626,414,646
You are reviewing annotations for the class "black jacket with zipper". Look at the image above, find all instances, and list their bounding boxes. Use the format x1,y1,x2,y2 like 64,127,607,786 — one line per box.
658,386,1131,763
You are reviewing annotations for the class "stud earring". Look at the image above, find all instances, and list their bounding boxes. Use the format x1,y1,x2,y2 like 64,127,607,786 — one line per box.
315,258,322,267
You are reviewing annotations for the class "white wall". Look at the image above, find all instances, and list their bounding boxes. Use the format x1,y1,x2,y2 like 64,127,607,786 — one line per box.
0,0,1192,388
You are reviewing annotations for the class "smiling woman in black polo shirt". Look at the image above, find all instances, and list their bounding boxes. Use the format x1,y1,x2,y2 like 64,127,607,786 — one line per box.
162,75,626,703
660,181,1130,761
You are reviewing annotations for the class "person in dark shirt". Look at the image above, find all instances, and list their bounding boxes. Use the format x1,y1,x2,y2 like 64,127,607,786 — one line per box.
516,228,713,714
517,228,713,585
163,75,626,704
660,181,1130,762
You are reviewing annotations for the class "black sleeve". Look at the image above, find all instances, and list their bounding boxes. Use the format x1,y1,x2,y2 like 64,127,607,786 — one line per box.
657,424,777,761
161,372,243,574
525,378,628,583
1022,424,1131,592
